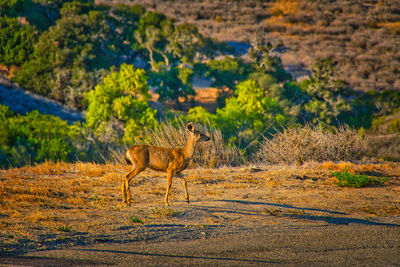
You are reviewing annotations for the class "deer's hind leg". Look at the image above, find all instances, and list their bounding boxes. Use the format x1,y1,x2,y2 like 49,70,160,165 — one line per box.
164,170,174,206
122,163,145,206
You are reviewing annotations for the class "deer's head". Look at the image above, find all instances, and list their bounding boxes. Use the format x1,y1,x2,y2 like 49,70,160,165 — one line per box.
186,122,210,142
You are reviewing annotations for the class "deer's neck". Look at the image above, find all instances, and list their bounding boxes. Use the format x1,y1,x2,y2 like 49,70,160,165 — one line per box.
183,134,197,160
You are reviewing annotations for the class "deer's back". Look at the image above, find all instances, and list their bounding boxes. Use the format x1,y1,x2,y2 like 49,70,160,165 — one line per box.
127,145,186,172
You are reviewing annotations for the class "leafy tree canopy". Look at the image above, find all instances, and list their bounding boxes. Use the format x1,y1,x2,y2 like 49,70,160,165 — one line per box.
186,79,288,146
150,65,195,109
12,1,112,108
85,64,157,144
0,16,36,68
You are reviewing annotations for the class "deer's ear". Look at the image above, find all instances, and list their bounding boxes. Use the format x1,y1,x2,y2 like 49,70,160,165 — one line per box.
186,122,194,132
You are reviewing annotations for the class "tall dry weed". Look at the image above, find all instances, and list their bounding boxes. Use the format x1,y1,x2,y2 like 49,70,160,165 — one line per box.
256,125,367,164
142,120,243,168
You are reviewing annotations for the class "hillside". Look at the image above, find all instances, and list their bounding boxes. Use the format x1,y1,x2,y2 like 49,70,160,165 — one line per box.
0,79,83,123
103,0,400,92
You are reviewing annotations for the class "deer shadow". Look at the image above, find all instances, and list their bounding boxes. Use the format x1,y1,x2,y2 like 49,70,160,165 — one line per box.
191,199,400,227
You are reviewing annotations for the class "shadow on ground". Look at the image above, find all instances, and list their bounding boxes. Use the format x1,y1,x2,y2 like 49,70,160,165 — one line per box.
216,199,400,227
0,255,98,266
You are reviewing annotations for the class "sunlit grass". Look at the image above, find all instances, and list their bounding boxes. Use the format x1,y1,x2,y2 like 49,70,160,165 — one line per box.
378,21,400,33
318,161,395,174
0,160,399,252
271,0,298,16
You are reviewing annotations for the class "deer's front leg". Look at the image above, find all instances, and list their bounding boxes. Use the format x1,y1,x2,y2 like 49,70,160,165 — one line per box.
165,170,174,206
176,172,189,204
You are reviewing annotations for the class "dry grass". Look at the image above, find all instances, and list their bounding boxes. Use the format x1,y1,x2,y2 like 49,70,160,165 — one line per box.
271,0,298,16
1,160,399,256
141,120,243,168
0,162,129,221
256,125,367,164
19,161,70,175
377,22,400,33
319,161,396,174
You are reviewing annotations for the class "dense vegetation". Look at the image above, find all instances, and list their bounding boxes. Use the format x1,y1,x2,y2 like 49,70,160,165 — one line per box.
0,0,399,167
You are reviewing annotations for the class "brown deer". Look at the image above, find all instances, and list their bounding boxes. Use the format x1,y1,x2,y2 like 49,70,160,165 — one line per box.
122,122,210,206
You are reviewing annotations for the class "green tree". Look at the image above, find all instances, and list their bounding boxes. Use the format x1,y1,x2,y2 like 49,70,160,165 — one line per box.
134,14,202,109
85,64,157,144
299,58,354,125
204,57,253,107
12,1,112,109
166,23,203,64
134,11,174,69
186,79,288,147
206,57,252,90
248,33,291,82
0,0,24,17
250,73,304,119
136,11,174,44
215,79,287,144
0,105,13,149
0,0,70,31
107,4,146,59
150,65,195,110
0,16,36,68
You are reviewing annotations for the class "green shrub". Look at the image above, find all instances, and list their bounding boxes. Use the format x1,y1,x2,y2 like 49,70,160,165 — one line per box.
129,215,144,224
388,118,400,134
0,104,94,168
56,225,72,232
333,170,388,188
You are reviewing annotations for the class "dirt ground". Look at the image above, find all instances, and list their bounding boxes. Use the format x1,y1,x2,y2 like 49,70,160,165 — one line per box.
1,161,400,265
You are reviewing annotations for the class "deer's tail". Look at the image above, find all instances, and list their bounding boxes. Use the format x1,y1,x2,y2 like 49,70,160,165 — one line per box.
125,151,132,165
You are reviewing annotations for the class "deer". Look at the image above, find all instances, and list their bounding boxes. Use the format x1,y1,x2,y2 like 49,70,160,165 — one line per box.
122,122,210,206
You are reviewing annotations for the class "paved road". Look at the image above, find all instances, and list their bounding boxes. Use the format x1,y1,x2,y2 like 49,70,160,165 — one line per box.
2,224,399,266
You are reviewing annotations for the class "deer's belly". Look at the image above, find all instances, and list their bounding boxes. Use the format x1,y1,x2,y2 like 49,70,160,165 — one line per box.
148,159,169,171
149,157,186,172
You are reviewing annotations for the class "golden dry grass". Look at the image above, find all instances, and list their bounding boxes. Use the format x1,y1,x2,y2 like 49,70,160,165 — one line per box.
377,21,400,33
271,0,298,15
265,0,307,30
318,161,396,174
1,161,399,255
